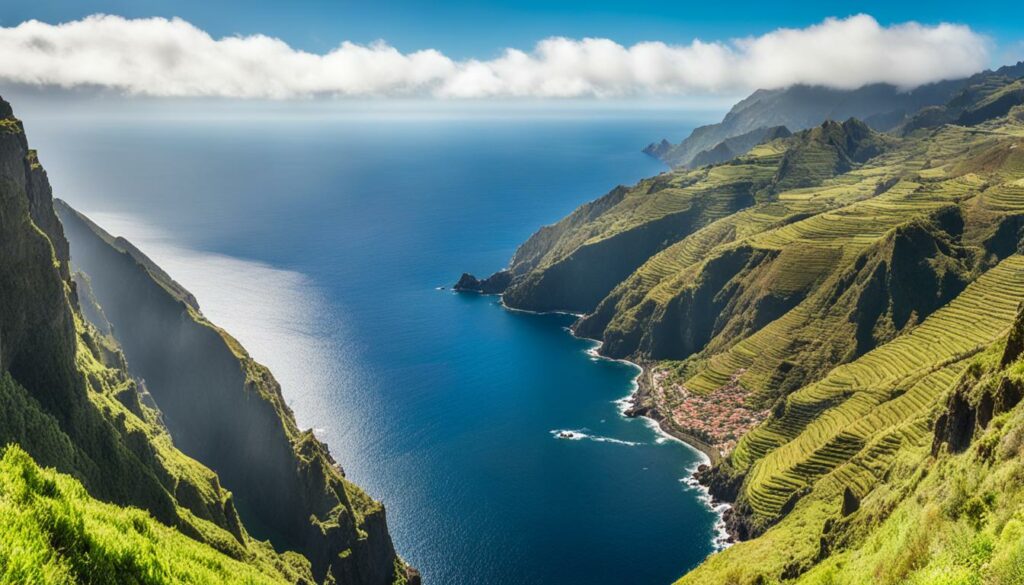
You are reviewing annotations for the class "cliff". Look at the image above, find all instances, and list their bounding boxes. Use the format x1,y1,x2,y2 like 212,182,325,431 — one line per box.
0,94,415,585
461,64,1024,583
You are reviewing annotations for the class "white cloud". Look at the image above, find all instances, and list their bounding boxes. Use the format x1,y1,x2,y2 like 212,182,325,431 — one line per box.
0,14,991,99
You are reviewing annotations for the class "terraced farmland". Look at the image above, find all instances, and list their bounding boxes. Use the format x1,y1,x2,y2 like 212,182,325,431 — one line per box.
473,70,1024,584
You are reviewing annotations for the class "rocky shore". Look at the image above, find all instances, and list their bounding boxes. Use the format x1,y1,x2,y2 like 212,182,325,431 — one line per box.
617,360,766,545
620,366,724,465
452,276,750,546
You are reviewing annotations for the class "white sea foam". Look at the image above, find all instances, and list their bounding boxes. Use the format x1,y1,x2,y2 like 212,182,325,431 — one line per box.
561,321,732,552
679,461,734,551
549,429,642,447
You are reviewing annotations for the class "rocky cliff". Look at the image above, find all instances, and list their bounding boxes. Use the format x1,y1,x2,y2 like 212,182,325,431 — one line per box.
0,94,415,585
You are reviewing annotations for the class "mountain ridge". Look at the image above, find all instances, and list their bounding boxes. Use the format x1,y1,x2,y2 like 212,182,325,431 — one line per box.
459,63,1024,583
646,62,1024,169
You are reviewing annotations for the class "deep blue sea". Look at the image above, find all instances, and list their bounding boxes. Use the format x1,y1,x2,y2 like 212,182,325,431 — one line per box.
22,104,722,585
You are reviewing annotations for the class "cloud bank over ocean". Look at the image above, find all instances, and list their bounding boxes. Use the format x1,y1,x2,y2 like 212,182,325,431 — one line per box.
0,14,991,99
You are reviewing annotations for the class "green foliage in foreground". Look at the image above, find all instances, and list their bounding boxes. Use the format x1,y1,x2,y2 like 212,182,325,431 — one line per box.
0,443,293,585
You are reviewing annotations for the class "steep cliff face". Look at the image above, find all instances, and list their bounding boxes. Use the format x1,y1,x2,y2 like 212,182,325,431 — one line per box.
57,201,412,585
502,200,740,313
1,95,311,583
0,101,77,413
569,121,892,362
0,94,413,584
0,97,187,523
464,142,786,314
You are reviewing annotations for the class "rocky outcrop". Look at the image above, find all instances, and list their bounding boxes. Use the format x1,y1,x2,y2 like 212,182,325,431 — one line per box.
642,138,673,159
453,269,511,294
934,307,1024,456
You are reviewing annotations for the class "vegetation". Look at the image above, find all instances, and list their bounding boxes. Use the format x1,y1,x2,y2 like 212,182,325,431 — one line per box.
476,63,1024,583
0,94,413,584
0,443,295,585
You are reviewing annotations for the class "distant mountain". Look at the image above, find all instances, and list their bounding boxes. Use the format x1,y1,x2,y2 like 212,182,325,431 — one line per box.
903,75,1024,132
649,62,1024,169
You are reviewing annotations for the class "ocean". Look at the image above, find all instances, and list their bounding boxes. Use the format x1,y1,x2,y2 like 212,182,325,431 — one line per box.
22,103,723,585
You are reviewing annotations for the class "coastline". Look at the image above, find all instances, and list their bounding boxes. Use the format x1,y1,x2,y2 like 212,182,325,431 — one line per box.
620,364,724,465
493,293,724,464
455,288,734,549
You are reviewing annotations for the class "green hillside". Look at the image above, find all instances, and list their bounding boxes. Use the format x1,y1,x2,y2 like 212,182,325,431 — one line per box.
0,441,298,585
463,65,1024,583
647,62,1024,169
0,94,416,584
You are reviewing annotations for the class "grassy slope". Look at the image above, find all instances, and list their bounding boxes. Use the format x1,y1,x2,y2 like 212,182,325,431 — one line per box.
488,71,1024,583
676,97,1024,583
56,201,408,584
500,147,778,312
1,96,411,584
0,441,292,585
683,309,1024,585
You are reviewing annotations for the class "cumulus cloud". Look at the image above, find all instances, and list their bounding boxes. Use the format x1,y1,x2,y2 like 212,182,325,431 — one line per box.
0,14,990,99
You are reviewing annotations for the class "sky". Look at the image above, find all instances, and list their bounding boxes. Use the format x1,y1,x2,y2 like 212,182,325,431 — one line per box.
5,0,1021,58
0,1,1021,101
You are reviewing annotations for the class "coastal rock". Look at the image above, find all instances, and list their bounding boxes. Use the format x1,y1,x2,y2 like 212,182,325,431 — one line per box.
453,269,511,294
642,138,673,159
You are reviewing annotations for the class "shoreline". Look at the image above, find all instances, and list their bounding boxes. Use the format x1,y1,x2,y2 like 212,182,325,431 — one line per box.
623,367,724,465
462,288,725,461
454,287,734,549
494,292,725,464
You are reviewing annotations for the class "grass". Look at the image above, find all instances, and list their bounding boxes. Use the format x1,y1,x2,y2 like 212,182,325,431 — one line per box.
495,71,1024,584
0,444,295,585
2,96,408,584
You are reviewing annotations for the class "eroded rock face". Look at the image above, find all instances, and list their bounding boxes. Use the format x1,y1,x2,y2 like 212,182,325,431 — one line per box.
0,98,78,414
58,201,413,584
934,375,1024,456
933,307,1024,456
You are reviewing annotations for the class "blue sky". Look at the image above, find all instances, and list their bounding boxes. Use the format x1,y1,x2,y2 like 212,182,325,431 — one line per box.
6,0,1021,61
0,3,1019,102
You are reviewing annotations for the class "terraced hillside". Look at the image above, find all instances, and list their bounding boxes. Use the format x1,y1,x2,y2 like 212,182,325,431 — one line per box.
460,65,1024,583
0,95,416,584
